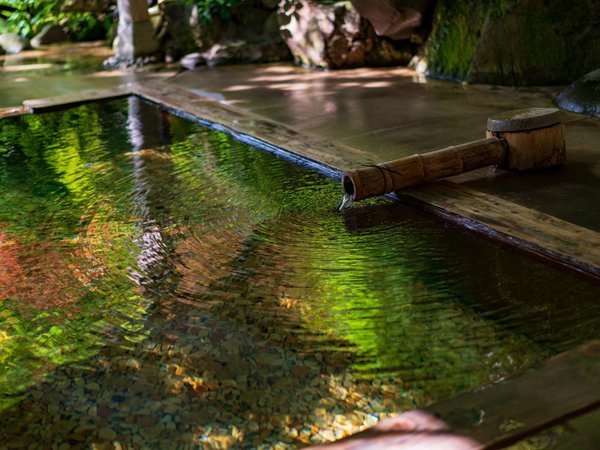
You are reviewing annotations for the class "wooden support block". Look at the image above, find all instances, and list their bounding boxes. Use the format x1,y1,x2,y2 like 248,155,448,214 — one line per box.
486,108,566,171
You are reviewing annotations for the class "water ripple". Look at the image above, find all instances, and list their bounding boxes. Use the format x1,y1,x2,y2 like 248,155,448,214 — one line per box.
0,98,598,448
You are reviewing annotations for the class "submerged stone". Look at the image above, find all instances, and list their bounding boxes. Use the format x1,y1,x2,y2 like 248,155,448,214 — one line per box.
556,69,600,118
98,427,117,441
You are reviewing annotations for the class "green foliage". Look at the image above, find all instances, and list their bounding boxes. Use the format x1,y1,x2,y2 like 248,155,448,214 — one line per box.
182,0,240,24
0,0,112,40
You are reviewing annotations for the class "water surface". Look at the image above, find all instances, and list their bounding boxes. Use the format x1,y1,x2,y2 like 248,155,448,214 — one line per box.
0,98,598,448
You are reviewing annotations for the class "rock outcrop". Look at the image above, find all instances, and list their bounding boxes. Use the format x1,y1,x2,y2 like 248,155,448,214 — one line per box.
180,41,291,69
423,0,600,85
556,69,600,118
278,0,413,69
350,0,433,41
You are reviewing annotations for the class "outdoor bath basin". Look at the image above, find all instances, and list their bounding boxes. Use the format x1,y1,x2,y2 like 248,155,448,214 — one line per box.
0,97,598,449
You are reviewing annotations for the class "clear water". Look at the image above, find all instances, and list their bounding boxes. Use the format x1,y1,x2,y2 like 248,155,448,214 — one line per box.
0,98,598,449
336,193,353,211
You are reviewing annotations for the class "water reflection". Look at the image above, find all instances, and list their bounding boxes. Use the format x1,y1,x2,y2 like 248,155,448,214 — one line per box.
0,99,598,448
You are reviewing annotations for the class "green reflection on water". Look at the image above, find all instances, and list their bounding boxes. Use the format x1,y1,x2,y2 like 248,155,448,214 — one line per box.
0,98,598,447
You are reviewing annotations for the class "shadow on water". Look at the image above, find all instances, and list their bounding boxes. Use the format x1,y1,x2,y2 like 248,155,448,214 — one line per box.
0,98,598,448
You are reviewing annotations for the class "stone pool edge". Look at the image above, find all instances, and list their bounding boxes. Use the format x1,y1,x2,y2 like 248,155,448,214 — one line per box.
9,80,599,284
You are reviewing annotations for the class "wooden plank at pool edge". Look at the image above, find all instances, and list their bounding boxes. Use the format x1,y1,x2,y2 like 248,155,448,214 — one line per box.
131,80,376,171
400,181,600,279
22,85,132,112
0,105,26,118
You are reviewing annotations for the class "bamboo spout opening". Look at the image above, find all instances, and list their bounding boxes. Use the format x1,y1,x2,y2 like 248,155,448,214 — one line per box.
343,174,356,199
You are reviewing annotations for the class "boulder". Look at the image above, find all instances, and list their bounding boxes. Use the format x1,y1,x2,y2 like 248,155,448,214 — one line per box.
423,0,600,85
31,24,69,47
278,0,412,69
180,52,207,70
0,33,31,54
178,0,291,65
556,69,600,118
180,40,291,69
350,0,424,40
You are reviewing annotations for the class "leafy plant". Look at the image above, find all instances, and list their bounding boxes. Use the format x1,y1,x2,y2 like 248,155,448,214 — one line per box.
0,0,113,40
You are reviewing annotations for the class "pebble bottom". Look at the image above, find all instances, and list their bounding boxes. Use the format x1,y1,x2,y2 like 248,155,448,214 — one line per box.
0,309,419,449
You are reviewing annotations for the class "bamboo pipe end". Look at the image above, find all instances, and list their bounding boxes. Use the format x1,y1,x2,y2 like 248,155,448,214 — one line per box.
342,165,391,202
343,173,357,200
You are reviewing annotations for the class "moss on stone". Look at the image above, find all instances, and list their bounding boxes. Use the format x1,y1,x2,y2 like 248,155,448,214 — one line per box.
423,0,600,85
470,0,600,85
424,0,513,81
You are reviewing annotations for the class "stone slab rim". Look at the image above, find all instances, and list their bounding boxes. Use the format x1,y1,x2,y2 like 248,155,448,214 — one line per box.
487,108,562,132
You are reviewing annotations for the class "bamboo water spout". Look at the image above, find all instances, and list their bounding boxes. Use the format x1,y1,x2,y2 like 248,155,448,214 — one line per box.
342,108,566,202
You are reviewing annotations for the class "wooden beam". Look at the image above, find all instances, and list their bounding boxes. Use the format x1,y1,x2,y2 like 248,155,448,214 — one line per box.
22,86,132,113
399,181,600,280
131,80,374,172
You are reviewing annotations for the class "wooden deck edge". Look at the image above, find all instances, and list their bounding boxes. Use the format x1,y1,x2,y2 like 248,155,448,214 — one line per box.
129,80,376,172
396,182,600,282
7,80,599,281
22,85,133,113
0,105,27,118
307,340,600,450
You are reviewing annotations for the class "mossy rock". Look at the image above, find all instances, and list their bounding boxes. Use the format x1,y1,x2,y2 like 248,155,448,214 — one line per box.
423,0,600,85
423,0,512,82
